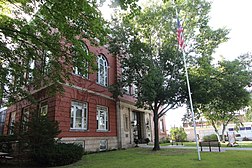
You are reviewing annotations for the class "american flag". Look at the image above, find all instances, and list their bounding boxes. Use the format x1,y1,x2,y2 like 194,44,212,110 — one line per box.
177,17,185,49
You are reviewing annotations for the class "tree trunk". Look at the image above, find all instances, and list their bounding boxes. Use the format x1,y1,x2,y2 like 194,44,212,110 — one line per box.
211,120,221,142
153,109,160,151
221,124,227,142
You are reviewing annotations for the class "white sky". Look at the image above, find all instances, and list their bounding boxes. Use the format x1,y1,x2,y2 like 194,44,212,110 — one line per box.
166,0,252,130
209,0,252,61
100,0,252,130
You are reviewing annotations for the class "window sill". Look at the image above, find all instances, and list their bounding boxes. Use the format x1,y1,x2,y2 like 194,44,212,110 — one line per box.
96,82,108,88
72,73,88,78
70,129,88,132
96,129,109,132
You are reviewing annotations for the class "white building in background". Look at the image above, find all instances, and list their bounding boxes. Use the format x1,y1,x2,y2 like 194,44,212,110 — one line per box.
185,121,252,142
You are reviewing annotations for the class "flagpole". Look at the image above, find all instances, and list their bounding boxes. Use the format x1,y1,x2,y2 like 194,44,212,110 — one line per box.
172,0,201,161
182,50,201,161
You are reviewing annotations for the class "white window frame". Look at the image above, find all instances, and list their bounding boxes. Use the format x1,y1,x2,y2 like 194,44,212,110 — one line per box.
9,112,16,135
28,60,35,80
22,107,29,132
97,106,108,131
123,85,130,94
39,101,48,116
71,101,88,130
132,84,138,97
122,67,130,94
42,50,51,75
160,119,164,132
97,55,108,86
73,43,89,78
100,140,108,151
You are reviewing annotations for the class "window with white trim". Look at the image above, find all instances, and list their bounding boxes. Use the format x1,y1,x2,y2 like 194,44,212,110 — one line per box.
73,43,89,78
97,55,108,86
9,112,16,135
122,67,130,94
100,140,108,151
71,101,88,130
97,106,108,131
42,50,51,75
132,84,138,97
39,101,48,116
160,119,164,132
22,107,29,132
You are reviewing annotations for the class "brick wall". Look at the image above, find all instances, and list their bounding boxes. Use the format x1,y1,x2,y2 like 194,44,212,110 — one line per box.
55,85,117,138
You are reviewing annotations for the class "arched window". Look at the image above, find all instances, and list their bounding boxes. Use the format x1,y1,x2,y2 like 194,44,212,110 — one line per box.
73,43,89,78
97,54,108,86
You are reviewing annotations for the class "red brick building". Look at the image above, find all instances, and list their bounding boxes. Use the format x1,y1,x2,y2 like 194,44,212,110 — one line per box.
4,40,167,151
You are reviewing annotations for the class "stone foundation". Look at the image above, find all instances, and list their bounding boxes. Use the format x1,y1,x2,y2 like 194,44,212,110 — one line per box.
60,136,118,152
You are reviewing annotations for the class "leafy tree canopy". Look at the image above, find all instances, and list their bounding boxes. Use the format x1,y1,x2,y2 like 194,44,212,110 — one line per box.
109,0,228,150
0,0,139,106
189,56,252,141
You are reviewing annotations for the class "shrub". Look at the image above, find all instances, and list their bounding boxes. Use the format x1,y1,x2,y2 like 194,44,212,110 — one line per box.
0,135,17,153
159,137,170,144
32,143,84,167
0,135,17,142
243,137,251,141
170,127,187,142
203,134,218,142
144,138,150,144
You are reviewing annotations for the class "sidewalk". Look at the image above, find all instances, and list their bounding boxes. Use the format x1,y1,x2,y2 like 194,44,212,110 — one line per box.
138,144,252,152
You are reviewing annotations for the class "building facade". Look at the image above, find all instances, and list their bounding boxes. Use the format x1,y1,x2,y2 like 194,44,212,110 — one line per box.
0,107,7,135
4,39,167,151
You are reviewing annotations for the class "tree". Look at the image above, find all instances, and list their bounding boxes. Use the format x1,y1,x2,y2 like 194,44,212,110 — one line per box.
109,0,228,150
189,58,252,141
170,127,187,142
238,52,252,122
0,0,139,106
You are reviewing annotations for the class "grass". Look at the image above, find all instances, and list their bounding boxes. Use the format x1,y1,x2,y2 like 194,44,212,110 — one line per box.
58,148,252,168
159,141,252,148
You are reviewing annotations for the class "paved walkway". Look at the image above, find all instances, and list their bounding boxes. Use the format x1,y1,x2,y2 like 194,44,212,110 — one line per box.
138,144,252,152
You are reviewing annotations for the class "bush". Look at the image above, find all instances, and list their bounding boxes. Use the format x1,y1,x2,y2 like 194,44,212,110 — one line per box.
159,137,170,144
144,138,150,144
243,137,251,141
0,135,17,153
0,135,17,142
170,127,187,142
203,134,218,142
32,143,84,167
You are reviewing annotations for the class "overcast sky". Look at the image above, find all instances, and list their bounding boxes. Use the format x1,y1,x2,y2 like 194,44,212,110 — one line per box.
209,0,252,61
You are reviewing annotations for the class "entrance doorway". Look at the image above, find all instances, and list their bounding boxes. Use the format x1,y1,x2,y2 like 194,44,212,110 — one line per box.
133,112,145,143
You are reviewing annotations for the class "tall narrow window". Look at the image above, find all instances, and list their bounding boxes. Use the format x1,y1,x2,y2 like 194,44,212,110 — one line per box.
97,55,108,86
22,107,29,132
132,84,138,97
71,101,88,130
9,112,16,135
97,106,108,131
160,119,164,132
73,43,89,78
40,101,48,116
27,60,35,80
42,50,51,75
122,67,130,94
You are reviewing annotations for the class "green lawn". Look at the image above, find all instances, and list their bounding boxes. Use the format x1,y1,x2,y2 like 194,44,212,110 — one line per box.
58,148,252,168
160,141,252,148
